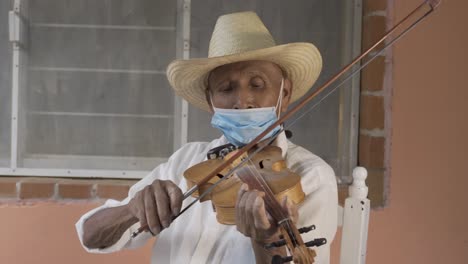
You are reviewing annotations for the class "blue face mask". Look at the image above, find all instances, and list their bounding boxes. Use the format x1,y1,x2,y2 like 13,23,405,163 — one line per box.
210,79,284,147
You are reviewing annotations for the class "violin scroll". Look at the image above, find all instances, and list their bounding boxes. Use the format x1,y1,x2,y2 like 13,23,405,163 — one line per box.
270,245,315,264
266,224,326,263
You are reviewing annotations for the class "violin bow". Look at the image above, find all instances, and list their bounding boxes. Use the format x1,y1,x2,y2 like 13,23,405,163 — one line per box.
132,0,441,238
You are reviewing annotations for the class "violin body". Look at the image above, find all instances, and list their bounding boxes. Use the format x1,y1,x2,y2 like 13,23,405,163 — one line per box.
184,145,305,224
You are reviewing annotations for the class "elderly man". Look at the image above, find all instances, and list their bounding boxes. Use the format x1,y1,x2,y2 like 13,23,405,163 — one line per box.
76,11,337,264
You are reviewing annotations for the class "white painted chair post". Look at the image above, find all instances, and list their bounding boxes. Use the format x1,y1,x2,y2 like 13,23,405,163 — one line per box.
338,167,370,264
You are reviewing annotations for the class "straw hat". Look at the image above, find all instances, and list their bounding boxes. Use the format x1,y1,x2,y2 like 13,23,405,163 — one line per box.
166,11,322,112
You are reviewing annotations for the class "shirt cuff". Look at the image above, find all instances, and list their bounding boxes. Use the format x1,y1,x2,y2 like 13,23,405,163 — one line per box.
75,198,152,253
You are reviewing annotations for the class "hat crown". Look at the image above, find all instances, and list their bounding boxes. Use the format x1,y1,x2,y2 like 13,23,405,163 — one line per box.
208,12,276,58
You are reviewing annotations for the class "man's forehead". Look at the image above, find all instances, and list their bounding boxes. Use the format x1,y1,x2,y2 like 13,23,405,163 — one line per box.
209,60,283,79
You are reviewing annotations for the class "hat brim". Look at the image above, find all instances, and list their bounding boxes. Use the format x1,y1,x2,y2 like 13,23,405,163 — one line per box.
166,42,322,112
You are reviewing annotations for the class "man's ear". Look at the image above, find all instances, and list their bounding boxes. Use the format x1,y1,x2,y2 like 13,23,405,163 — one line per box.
281,78,292,113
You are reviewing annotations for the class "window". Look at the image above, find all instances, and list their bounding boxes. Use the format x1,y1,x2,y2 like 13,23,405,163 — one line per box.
1,0,188,178
1,0,362,183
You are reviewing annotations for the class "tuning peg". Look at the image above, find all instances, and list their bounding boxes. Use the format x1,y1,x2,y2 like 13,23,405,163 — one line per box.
264,239,286,249
272,255,293,264
305,238,327,248
278,225,315,240
298,225,315,234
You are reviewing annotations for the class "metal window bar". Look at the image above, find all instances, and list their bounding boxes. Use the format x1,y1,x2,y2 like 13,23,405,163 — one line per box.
9,0,26,171
337,0,362,184
173,0,190,151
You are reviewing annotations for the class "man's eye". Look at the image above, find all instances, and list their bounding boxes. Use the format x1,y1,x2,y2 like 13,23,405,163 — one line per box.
218,85,232,92
251,77,264,88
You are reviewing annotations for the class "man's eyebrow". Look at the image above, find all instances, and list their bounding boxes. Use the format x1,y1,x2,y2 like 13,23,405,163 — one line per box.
208,67,272,90
246,70,269,79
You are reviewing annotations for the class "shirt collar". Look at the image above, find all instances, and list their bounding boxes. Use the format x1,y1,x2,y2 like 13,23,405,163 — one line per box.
273,131,289,158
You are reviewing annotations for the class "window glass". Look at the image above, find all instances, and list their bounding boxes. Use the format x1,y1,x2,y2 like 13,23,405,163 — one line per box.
21,0,177,170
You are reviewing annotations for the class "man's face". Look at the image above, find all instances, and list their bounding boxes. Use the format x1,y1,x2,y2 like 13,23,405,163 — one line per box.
207,60,292,112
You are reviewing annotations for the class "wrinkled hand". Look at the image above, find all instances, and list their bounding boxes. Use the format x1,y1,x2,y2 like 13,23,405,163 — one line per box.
128,180,183,236
235,184,298,242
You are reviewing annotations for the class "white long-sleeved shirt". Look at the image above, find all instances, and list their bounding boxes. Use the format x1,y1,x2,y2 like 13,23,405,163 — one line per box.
76,133,337,264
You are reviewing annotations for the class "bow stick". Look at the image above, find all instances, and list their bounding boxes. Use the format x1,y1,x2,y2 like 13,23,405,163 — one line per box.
132,0,441,238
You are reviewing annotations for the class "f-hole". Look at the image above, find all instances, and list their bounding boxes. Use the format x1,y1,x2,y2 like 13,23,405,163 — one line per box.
216,173,224,179
259,160,265,169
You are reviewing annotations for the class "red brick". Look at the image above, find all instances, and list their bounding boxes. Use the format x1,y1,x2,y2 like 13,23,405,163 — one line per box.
19,178,56,199
360,95,385,129
363,0,387,14
361,55,386,92
96,180,135,200
58,180,94,199
359,134,385,168
362,15,387,51
0,177,19,198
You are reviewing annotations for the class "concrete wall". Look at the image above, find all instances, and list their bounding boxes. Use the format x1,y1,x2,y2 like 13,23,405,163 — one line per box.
362,0,468,263
0,203,152,263
0,0,467,263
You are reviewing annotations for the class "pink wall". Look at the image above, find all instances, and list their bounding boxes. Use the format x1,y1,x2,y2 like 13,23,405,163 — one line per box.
0,0,467,263
364,0,468,263
0,203,152,263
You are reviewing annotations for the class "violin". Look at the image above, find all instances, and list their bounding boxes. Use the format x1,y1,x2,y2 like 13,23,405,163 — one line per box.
184,144,326,263
184,145,305,225
132,1,441,262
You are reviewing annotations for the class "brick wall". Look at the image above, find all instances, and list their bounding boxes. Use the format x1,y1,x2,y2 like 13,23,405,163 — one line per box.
0,177,137,202
358,0,391,207
0,1,391,207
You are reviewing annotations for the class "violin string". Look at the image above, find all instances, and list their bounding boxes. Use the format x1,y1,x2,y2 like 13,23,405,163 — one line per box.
242,163,302,248
244,160,286,221
244,160,305,248
285,220,299,247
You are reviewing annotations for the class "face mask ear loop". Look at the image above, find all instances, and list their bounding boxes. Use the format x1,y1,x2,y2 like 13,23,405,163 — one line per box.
209,92,218,111
276,78,284,119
